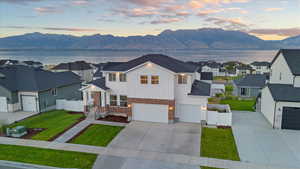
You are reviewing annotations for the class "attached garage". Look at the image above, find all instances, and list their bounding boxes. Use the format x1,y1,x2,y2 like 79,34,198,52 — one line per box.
175,104,201,123
282,107,300,130
0,97,8,112
21,95,38,112
132,103,168,123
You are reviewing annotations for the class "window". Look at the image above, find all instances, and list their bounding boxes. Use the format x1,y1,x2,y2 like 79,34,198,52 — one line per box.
279,72,282,80
119,73,126,82
110,95,117,106
51,88,57,96
109,73,116,81
140,75,148,84
240,88,249,96
178,74,187,84
151,76,159,84
120,95,128,107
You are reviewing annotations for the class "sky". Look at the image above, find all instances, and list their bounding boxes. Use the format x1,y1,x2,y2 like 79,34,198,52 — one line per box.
0,0,300,40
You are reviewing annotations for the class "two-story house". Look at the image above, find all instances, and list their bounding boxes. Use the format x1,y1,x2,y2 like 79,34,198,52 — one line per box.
201,62,222,76
250,61,270,75
81,54,211,124
260,49,300,130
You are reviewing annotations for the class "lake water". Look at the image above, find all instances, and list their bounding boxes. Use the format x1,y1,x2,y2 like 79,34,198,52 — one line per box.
0,49,278,65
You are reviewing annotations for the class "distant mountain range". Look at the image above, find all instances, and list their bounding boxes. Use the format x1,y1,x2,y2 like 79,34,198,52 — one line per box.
0,28,299,50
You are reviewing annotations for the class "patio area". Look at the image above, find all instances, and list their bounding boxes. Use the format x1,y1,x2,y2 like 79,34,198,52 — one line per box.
0,111,37,124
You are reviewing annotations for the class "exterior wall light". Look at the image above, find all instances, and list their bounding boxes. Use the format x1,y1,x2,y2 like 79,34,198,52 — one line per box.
169,106,174,110
147,63,152,67
201,106,207,110
128,104,132,108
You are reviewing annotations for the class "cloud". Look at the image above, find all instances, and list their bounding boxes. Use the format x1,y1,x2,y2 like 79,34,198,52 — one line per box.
188,0,249,8
264,8,284,12
205,17,248,29
150,17,182,24
35,6,62,13
1,26,99,32
119,0,172,7
115,7,159,17
0,0,44,4
249,28,300,37
71,0,89,5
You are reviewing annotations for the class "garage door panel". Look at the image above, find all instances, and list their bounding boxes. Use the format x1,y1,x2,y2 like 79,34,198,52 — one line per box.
133,103,168,123
282,107,300,130
22,96,37,112
176,104,201,123
0,97,8,112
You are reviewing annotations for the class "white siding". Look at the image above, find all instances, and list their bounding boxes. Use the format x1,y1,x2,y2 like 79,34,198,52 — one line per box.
261,87,276,126
270,54,294,85
294,76,300,87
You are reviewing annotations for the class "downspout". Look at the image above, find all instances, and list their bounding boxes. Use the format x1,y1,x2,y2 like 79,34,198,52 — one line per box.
273,102,277,129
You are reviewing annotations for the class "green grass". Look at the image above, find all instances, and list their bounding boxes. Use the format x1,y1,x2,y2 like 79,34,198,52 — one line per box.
225,85,233,96
201,127,240,161
70,124,124,147
8,110,84,141
0,144,97,169
220,99,255,111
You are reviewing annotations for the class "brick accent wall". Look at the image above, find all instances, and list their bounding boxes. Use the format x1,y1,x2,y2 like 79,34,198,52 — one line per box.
108,106,130,114
127,98,175,122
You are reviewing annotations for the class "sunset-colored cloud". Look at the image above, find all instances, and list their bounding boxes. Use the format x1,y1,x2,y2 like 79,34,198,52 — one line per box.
72,0,89,5
121,0,172,7
35,6,62,13
249,28,300,37
150,18,182,24
205,17,248,29
264,8,284,12
115,7,159,17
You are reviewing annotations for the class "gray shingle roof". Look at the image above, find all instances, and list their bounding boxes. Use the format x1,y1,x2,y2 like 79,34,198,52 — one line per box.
0,65,81,92
268,84,300,102
89,77,109,90
102,54,198,73
271,49,300,75
52,61,92,71
251,61,270,67
188,80,211,96
233,74,267,88
200,72,213,80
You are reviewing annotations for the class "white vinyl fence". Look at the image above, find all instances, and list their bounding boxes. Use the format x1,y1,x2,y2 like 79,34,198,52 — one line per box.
56,99,84,112
207,104,232,126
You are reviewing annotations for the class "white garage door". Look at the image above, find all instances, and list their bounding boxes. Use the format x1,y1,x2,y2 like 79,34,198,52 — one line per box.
22,96,37,112
176,104,201,123
132,103,168,123
0,97,8,112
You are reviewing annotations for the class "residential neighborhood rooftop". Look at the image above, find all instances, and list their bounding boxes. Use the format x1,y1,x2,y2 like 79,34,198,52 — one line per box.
89,77,109,90
102,54,199,73
0,65,81,92
234,74,267,88
52,61,92,71
189,80,211,96
200,72,213,81
268,84,300,102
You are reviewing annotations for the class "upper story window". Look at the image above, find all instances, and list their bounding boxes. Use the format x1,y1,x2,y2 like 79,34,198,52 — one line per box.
110,95,117,106
109,73,116,81
151,76,159,84
119,73,127,82
178,74,187,84
51,88,57,96
140,75,148,84
120,95,128,107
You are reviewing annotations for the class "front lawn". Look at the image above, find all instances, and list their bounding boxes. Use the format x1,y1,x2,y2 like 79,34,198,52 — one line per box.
0,144,97,169
220,99,255,111
201,127,240,161
8,110,84,141
69,124,124,147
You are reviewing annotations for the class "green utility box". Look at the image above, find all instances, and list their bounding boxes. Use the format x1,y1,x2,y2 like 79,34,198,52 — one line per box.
6,126,28,138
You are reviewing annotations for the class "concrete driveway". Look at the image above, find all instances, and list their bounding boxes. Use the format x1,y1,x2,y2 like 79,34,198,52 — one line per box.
0,111,36,124
232,111,300,168
93,121,201,169
109,121,201,156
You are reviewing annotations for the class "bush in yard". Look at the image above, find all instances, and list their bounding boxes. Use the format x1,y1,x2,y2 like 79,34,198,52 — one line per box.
215,93,224,98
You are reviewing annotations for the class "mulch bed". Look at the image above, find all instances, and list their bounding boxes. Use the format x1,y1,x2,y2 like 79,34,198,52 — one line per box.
21,128,46,139
68,111,84,115
98,115,129,123
48,116,86,141
66,124,93,143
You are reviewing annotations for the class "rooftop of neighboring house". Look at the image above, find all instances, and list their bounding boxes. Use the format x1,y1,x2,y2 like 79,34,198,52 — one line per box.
250,61,270,67
234,74,267,88
22,60,43,66
52,61,92,71
267,84,300,102
102,54,199,73
0,59,19,66
188,80,211,96
236,64,253,70
200,72,213,81
272,49,300,76
0,65,81,92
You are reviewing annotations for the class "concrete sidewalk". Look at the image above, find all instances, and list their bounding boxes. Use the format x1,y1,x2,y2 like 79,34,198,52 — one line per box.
0,137,298,169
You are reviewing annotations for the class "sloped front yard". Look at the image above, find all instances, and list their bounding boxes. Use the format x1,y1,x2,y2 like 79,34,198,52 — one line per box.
220,99,255,111
0,144,97,169
8,110,85,141
69,124,124,147
201,127,240,161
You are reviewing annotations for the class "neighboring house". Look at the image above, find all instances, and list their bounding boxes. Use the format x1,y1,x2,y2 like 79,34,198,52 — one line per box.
0,59,19,66
211,83,225,97
200,72,213,83
233,74,267,98
52,61,93,82
201,62,222,76
236,65,253,76
0,65,82,113
93,62,123,80
227,69,237,77
260,49,300,130
251,61,270,74
22,61,43,68
81,54,211,124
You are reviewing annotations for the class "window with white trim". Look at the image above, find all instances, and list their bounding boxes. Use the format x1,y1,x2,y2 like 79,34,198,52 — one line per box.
110,95,117,106
51,88,57,96
178,75,187,84
140,75,148,84
120,95,128,107
151,76,159,84
119,73,126,82
109,73,116,81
